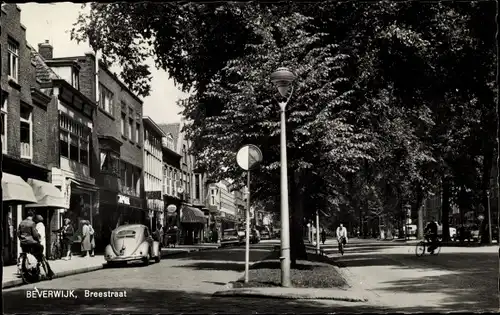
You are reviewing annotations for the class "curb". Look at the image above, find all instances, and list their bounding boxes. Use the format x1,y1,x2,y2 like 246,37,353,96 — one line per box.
212,289,368,302
3,247,220,289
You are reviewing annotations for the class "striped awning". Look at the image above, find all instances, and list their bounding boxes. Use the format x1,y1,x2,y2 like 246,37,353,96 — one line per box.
181,205,206,224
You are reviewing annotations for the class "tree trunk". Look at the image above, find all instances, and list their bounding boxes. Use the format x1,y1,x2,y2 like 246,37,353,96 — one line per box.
416,185,425,240
480,148,494,244
442,177,451,242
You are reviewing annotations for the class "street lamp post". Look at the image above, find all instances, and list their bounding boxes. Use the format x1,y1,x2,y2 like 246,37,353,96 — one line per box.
270,67,296,288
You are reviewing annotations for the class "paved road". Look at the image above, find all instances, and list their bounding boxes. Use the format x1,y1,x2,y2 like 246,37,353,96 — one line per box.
2,243,364,314
321,238,499,312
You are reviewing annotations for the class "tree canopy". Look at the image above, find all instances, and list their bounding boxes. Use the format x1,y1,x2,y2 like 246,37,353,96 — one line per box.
72,1,498,241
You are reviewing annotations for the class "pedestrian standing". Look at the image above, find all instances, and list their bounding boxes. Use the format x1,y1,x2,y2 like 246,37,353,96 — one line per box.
34,215,46,256
81,220,92,258
87,220,96,257
61,218,74,260
321,228,327,245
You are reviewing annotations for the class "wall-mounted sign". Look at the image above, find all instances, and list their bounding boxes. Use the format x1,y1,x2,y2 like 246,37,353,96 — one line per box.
177,187,184,194
167,204,177,213
236,144,263,171
118,194,130,205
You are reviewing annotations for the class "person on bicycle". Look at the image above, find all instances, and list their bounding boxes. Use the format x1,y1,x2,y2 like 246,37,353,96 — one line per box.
336,223,348,248
424,218,438,253
18,210,54,278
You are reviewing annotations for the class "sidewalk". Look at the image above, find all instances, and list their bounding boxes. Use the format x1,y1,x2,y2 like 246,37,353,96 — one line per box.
2,246,216,289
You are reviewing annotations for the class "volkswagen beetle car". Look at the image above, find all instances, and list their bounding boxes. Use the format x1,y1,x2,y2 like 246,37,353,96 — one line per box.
105,224,161,266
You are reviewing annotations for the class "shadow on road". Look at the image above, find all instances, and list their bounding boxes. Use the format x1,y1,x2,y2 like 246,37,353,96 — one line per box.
336,250,498,312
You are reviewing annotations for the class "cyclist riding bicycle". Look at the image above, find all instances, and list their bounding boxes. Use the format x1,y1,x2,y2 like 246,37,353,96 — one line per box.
336,223,348,249
17,210,54,278
424,218,439,254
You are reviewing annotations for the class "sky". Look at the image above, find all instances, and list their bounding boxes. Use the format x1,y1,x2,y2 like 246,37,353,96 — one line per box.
18,2,189,124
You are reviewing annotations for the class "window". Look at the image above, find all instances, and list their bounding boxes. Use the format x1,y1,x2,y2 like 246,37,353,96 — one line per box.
195,174,201,200
166,134,174,150
59,113,90,165
8,39,19,81
120,161,127,187
20,104,32,159
1,95,7,153
59,131,69,157
121,112,126,136
136,123,140,143
128,118,133,140
183,144,187,163
71,68,79,90
100,151,119,174
98,83,114,114
210,189,216,206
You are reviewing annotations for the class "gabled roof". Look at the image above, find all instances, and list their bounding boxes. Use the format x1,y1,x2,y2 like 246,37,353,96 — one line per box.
158,123,181,149
30,46,61,84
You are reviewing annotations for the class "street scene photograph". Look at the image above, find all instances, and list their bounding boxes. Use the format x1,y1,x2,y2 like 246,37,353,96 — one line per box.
1,1,499,314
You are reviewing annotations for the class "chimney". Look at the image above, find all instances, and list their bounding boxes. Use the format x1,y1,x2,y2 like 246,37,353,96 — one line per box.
38,40,53,60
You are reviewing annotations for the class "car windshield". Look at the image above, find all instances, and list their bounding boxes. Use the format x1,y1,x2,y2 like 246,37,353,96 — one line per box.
115,230,137,238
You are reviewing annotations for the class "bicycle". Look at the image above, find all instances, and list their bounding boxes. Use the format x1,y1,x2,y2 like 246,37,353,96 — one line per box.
49,230,63,260
415,237,442,257
338,236,346,255
17,248,54,284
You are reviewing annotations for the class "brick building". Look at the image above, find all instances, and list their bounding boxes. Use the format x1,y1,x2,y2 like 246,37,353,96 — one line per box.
1,4,66,264
38,51,146,250
32,43,98,255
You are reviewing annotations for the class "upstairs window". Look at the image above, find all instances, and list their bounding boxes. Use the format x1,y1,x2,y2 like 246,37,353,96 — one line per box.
1,95,7,153
100,150,120,175
71,68,80,90
121,112,126,136
98,83,114,115
8,39,19,82
59,113,90,166
210,188,217,206
166,134,174,150
128,117,133,141
19,103,32,159
136,122,140,144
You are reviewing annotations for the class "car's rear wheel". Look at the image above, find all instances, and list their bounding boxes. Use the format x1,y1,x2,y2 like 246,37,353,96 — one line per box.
155,250,161,263
143,252,151,266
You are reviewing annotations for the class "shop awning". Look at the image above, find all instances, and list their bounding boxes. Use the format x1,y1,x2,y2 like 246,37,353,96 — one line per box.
181,205,206,224
2,173,37,204
25,178,67,209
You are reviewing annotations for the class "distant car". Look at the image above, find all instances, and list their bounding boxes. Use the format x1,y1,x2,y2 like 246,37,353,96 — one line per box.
105,224,161,266
221,229,240,247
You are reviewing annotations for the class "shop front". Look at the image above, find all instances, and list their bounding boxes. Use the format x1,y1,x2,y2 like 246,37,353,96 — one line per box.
179,205,207,245
2,171,67,265
2,156,67,265
51,168,98,255
146,190,164,231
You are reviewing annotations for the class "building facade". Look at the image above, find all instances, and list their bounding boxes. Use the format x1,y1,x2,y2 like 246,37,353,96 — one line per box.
32,43,99,255
1,4,66,265
143,116,165,230
160,122,207,244
44,52,146,250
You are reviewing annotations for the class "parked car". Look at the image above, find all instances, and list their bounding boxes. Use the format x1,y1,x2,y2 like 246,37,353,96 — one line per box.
237,230,245,245
221,229,240,247
251,229,261,244
260,229,271,240
437,224,457,241
105,224,161,266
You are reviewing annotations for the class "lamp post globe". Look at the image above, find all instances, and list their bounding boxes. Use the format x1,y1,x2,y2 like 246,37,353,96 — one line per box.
270,67,296,98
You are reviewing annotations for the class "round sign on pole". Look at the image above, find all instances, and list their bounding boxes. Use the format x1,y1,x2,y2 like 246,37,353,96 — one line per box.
167,204,177,213
236,144,263,171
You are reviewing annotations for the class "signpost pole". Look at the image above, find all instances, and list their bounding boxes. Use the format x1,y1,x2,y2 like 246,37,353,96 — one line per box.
244,170,251,283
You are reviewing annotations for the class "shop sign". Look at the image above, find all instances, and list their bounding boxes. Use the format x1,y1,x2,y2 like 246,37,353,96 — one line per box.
146,191,162,200
118,194,130,205
147,199,164,212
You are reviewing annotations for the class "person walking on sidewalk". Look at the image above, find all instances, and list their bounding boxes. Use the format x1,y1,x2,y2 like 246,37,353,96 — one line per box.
81,220,92,258
321,228,327,245
86,220,96,257
61,218,74,260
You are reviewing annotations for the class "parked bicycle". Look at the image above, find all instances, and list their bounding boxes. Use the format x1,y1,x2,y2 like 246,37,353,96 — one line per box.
415,237,442,257
49,230,63,260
